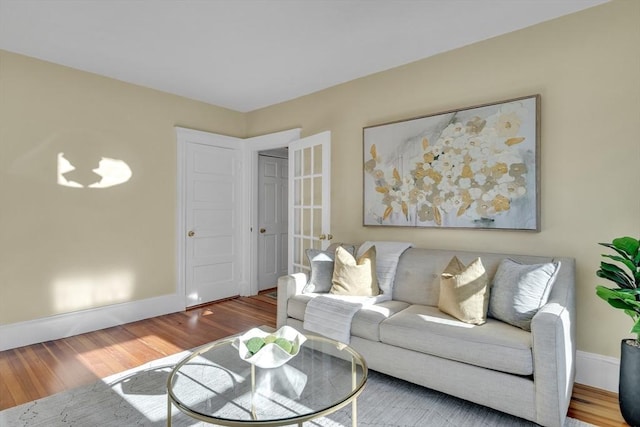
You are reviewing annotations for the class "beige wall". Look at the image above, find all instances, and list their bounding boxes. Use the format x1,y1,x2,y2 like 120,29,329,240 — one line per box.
1,1,637,359
0,50,246,324
247,0,640,358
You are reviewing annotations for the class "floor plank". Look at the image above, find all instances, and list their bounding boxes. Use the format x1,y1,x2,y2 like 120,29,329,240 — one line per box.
0,292,627,425
568,383,628,426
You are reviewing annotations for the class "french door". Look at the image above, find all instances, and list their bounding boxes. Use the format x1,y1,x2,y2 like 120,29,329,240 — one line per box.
288,131,331,274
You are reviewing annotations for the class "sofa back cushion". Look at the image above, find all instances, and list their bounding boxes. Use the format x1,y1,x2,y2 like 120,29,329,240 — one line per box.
392,248,560,307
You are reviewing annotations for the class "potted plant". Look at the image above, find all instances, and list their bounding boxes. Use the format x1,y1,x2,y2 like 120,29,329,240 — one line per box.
595,236,640,426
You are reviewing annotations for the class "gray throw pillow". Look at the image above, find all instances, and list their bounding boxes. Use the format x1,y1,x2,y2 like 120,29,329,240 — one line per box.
488,258,561,331
303,245,355,293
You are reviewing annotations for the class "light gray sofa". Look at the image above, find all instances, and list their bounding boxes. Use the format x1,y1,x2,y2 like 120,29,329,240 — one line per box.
277,247,576,427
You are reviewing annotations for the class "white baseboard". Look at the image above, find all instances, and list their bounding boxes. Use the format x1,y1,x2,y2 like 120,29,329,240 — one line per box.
0,294,185,352
575,350,620,393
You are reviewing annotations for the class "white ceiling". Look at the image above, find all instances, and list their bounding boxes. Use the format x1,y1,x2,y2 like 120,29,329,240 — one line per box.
0,0,608,112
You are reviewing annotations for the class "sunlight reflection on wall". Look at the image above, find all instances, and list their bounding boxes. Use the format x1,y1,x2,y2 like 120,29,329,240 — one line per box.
52,270,134,312
57,152,132,188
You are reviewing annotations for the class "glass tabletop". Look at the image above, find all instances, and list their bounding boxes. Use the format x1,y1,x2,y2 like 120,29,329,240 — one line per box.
167,332,367,426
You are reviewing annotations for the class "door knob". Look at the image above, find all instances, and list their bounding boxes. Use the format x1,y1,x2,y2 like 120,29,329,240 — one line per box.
259,228,266,234
188,230,195,237
319,234,326,240
328,234,333,240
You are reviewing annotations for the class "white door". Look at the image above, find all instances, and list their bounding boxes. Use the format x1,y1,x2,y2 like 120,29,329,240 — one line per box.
289,131,331,275
184,140,241,306
257,155,288,290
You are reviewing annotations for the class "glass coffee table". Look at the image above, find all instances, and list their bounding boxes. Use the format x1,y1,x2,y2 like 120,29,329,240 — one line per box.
166,331,367,426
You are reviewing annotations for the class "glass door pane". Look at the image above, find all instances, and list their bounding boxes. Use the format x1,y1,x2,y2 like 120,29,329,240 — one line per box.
288,132,331,274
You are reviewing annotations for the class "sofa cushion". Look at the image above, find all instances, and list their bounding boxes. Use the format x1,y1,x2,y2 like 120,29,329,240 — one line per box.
392,251,451,306
380,304,533,375
438,256,489,325
350,300,411,341
287,294,409,341
330,246,380,296
488,258,561,331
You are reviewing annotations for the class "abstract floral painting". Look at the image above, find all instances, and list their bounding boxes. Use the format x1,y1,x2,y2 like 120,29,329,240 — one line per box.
363,95,540,230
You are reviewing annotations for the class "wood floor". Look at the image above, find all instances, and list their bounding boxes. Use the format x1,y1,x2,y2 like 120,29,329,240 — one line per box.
0,293,627,426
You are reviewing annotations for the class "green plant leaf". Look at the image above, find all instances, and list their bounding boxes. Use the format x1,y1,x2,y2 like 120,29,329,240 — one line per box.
602,254,637,276
597,266,634,288
632,319,640,335
612,236,640,257
600,242,633,261
596,237,640,340
599,261,633,280
596,286,640,313
624,309,640,320
596,285,616,298
601,237,639,257
610,299,637,311
611,288,640,305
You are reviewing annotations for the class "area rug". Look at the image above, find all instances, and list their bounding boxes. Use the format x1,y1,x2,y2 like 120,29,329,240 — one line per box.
1,349,592,427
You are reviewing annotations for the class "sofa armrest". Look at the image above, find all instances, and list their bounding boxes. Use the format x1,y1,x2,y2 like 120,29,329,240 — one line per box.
530,258,576,427
276,273,307,328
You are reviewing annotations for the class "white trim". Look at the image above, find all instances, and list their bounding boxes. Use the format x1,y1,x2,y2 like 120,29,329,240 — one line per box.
175,127,243,147
321,133,331,250
575,350,620,392
0,293,184,352
176,130,187,304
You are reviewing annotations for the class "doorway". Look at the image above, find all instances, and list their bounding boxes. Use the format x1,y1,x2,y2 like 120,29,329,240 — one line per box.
177,127,330,301
257,149,289,291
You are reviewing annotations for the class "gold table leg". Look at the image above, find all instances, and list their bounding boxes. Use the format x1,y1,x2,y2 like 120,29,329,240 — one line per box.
251,363,257,420
352,357,357,427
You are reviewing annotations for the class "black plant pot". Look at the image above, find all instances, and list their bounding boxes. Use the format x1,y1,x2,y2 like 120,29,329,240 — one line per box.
620,339,640,427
